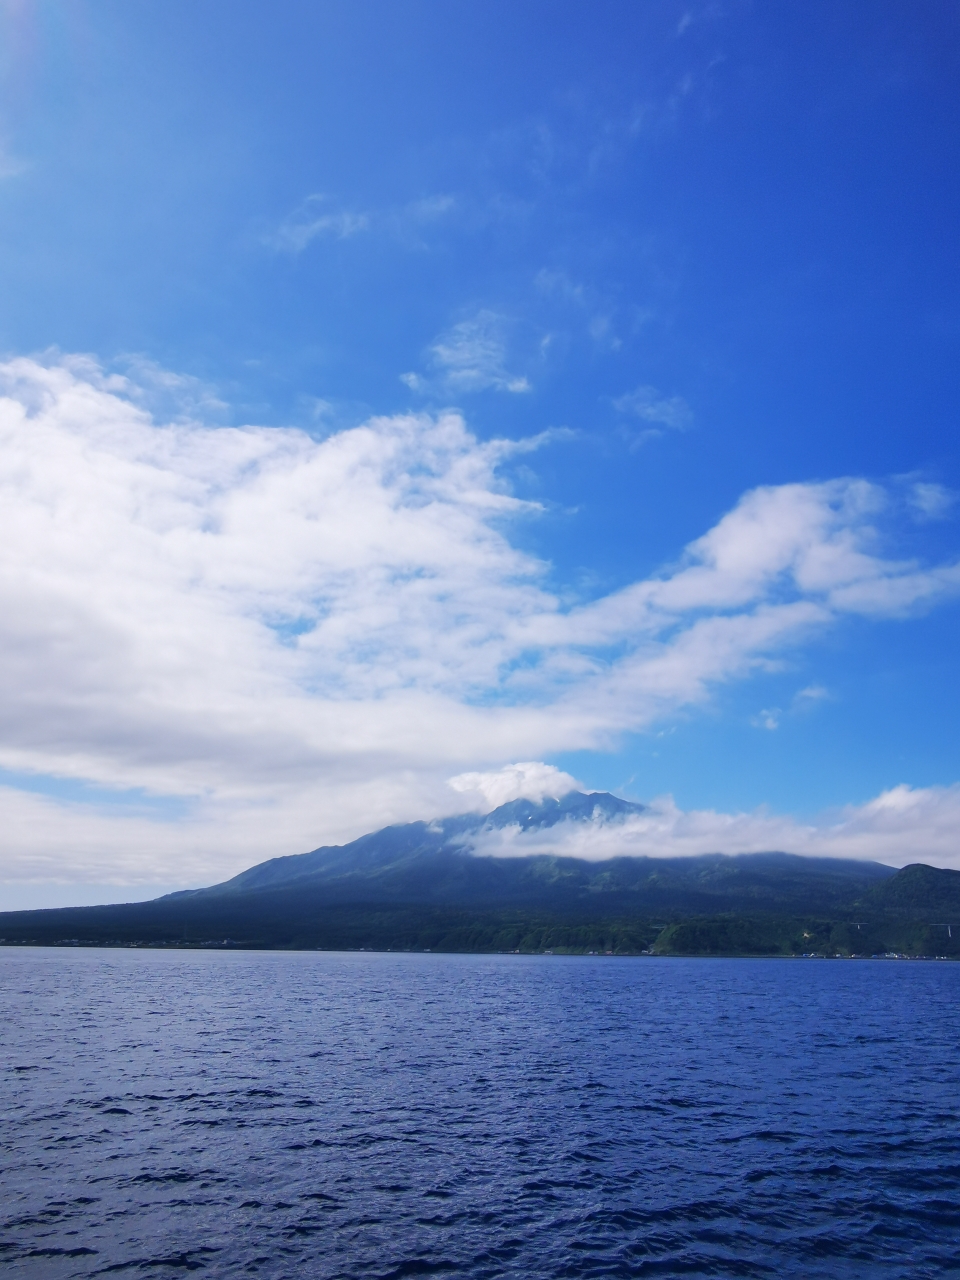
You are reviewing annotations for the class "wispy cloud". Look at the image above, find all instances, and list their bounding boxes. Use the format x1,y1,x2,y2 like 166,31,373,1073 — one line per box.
751,708,780,731
404,310,532,395
909,481,955,521
751,684,829,730
793,683,829,707
405,194,457,222
1,355,959,886
535,268,623,351
113,354,229,422
614,383,693,442
266,194,370,252
265,191,459,254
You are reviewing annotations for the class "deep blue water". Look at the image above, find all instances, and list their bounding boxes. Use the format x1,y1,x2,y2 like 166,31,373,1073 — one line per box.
1,949,958,1279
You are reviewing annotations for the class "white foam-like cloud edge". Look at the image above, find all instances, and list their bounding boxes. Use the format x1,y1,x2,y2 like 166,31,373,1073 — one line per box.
1,352,960,896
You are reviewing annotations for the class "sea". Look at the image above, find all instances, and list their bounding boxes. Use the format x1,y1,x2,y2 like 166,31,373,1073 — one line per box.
1,948,958,1279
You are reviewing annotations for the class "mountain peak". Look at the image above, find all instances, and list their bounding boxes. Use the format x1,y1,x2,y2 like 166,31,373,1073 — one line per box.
482,790,645,832
197,790,645,897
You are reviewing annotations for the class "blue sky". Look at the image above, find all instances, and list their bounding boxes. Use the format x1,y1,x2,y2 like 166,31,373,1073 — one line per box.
1,1,959,904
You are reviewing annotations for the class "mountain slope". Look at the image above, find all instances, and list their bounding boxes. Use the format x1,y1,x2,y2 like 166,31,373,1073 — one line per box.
158,792,894,915
0,792,956,954
863,863,960,914
198,791,645,896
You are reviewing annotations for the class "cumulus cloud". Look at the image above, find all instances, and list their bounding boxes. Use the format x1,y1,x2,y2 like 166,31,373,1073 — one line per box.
1,354,960,888
447,762,581,810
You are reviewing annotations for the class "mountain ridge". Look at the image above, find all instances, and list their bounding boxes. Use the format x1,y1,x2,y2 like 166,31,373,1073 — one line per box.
0,791,957,955
183,790,647,897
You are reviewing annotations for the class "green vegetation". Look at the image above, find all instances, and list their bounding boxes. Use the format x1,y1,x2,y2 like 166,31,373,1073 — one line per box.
0,895,957,958
0,901,663,954
652,913,960,958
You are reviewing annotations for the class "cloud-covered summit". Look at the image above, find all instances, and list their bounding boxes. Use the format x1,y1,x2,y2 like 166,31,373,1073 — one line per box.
448,762,581,810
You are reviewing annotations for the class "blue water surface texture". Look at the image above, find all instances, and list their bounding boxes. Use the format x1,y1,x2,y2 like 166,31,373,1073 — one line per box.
1,949,958,1279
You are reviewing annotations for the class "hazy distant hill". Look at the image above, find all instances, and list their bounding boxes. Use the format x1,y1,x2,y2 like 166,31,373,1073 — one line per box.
0,792,957,956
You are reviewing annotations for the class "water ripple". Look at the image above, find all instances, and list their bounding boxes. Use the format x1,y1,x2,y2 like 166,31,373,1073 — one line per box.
1,950,958,1278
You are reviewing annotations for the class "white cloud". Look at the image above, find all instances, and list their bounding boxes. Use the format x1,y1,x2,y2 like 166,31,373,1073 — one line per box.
112,354,229,422
447,762,581,811
267,194,370,252
1,354,960,889
751,708,780,730
406,194,457,221
534,270,622,351
614,383,693,435
751,685,828,730
909,481,954,521
793,683,828,707
427,311,532,394
467,783,960,872
534,268,586,305
266,192,456,256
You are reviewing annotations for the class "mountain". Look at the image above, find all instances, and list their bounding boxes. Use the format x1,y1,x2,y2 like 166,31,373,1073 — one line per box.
197,790,647,897
160,790,894,916
0,792,957,955
863,863,960,914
